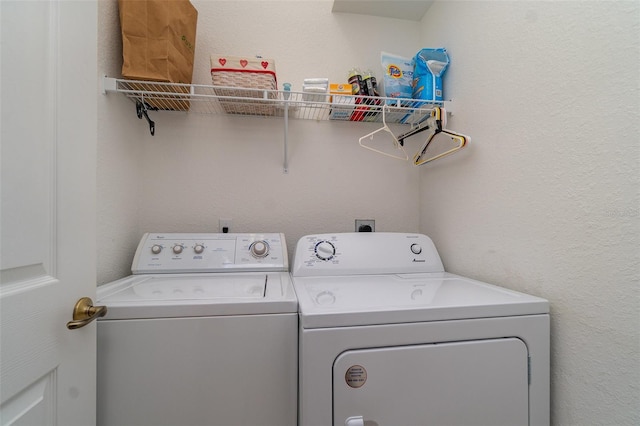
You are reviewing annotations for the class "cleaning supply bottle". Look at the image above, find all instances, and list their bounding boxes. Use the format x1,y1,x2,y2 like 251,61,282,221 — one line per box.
348,68,366,96
362,70,379,97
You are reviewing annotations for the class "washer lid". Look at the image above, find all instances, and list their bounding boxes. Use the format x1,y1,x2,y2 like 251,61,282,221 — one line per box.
293,272,549,328
97,272,297,320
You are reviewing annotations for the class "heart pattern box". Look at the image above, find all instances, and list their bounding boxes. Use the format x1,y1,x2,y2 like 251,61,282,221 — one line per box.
210,55,277,115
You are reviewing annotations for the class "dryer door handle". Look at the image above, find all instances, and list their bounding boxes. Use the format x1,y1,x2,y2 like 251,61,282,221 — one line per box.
345,415,365,426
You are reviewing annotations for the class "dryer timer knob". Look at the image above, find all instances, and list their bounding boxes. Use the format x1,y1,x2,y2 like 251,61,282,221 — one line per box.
410,243,422,255
315,241,336,261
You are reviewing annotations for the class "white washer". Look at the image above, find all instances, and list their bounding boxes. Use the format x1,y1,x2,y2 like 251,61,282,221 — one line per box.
292,233,550,426
97,233,298,426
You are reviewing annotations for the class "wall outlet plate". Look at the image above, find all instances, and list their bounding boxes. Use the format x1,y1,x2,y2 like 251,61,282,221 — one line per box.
355,219,375,232
219,218,232,233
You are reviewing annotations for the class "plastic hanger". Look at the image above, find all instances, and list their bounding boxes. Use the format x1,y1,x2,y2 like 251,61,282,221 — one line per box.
413,129,468,165
412,107,469,166
358,105,408,161
397,106,445,146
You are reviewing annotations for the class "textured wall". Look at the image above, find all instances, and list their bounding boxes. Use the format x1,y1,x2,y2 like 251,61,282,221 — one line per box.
98,0,144,283
419,2,639,425
98,1,640,424
97,1,426,283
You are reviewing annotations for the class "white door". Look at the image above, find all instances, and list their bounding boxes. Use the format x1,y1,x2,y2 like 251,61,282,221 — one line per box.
333,338,529,426
1,1,98,425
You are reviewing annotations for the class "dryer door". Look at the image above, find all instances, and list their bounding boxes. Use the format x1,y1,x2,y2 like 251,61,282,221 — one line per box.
333,338,529,426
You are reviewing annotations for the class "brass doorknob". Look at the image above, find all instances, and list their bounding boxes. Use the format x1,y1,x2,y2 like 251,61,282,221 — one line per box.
66,297,107,330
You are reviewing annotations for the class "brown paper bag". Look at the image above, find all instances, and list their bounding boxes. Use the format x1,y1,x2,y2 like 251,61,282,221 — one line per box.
118,0,198,110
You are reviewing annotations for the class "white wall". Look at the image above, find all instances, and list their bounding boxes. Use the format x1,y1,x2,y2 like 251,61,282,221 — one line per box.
98,0,145,283
97,0,426,283
97,1,639,425
419,2,639,425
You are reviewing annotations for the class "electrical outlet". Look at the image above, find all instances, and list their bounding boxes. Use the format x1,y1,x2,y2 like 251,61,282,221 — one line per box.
355,219,375,232
219,218,232,233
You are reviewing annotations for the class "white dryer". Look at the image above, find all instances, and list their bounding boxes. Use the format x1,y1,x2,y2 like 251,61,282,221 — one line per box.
96,233,297,426
292,233,549,426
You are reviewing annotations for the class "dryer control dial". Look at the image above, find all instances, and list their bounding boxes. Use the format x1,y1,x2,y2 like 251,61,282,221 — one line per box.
172,244,184,254
193,244,205,254
410,243,422,255
250,240,270,258
151,244,163,255
315,241,336,261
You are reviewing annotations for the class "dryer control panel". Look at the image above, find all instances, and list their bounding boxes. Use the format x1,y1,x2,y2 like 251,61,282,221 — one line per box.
292,233,444,277
132,233,288,274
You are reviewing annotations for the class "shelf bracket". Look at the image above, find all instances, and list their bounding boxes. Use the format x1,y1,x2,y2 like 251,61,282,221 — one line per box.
283,104,289,173
102,75,116,94
282,85,291,173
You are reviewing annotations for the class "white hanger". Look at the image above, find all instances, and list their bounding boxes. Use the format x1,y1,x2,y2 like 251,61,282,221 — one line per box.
358,104,408,161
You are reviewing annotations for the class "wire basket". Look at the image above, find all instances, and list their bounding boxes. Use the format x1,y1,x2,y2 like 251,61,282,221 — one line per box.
210,55,277,115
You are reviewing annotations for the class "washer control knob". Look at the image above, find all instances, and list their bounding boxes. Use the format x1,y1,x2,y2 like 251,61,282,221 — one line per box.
250,240,269,258
172,244,184,254
410,243,422,255
194,244,205,254
151,244,162,255
315,241,336,261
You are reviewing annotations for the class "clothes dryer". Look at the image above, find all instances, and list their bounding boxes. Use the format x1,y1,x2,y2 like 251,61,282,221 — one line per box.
292,232,549,426
97,233,297,426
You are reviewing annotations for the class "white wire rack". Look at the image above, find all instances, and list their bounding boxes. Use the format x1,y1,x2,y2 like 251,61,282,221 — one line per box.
102,77,447,172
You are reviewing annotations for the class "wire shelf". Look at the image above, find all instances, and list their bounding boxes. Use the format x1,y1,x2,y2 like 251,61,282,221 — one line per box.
102,77,454,173
103,77,444,125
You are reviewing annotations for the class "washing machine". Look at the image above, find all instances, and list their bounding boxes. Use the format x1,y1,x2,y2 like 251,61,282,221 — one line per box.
292,232,550,426
96,233,298,426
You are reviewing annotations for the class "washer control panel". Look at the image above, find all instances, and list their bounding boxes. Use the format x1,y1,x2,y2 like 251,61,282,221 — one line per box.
292,233,445,277
132,233,288,274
